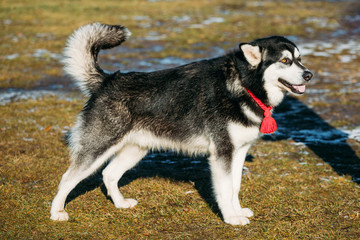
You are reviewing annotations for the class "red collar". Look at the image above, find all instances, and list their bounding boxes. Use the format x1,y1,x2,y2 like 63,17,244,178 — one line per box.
245,87,277,134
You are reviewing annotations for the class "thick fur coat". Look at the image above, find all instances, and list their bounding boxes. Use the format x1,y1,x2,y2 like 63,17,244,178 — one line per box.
50,23,312,225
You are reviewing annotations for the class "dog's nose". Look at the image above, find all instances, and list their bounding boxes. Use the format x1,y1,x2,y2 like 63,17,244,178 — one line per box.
303,71,313,81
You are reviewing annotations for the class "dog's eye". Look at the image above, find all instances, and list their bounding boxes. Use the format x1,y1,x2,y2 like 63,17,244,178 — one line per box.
297,56,301,62
281,58,291,64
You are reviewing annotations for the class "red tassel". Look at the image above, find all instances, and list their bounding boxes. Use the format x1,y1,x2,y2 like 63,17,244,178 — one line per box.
260,108,277,134
245,87,278,134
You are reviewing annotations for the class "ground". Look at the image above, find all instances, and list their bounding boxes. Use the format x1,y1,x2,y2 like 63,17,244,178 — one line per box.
0,0,360,239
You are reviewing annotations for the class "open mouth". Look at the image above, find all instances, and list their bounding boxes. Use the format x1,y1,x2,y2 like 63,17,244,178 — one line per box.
278,78,306,94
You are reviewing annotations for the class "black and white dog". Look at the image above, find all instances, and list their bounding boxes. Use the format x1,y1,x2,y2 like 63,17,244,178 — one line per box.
50,23,313,225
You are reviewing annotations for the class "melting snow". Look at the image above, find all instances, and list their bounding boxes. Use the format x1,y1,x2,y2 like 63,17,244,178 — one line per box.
32,49,62,60
342,126,360,142
0,89,75,105
4,53,20,60
298,39,360,59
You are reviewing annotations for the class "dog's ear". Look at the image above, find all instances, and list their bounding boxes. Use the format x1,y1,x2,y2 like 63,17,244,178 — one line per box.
239,43,262,66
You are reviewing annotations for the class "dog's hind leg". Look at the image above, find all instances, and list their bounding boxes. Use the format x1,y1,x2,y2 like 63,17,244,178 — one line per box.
102,144,147,208
50,165,90,221
50,143,122,221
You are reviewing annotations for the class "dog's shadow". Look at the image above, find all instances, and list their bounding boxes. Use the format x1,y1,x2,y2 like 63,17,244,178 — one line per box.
67,152,255,218
66,96,359,216
264,96,360,184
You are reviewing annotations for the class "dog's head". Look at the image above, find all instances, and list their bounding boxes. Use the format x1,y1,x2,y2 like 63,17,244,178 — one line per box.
239,36,313,105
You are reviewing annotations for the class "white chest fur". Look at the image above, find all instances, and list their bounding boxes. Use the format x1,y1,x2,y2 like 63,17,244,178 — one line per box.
227,122,260,148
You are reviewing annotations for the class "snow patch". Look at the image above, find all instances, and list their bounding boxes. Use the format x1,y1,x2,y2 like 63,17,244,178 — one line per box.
342,126,360,142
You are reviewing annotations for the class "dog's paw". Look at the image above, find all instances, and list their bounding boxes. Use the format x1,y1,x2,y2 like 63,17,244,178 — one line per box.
50,210,69,221
239,208,254,218
224,216,250,226
114,198,138,209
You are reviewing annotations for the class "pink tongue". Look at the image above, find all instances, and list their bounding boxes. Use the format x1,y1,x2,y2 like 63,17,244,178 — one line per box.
293,85,306,93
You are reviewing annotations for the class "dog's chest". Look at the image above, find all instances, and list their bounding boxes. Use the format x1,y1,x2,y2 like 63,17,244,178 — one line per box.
227,122,260,147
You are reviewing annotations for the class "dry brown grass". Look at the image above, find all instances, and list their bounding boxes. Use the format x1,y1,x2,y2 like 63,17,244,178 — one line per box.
1,0,360,239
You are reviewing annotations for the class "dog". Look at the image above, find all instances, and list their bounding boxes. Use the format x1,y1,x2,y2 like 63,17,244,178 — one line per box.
50,23,313,225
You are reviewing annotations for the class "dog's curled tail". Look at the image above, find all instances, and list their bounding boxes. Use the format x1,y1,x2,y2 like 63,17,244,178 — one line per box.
62,23,131,96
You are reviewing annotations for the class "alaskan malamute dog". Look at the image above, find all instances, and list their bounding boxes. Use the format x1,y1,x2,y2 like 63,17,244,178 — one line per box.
50,23,313,225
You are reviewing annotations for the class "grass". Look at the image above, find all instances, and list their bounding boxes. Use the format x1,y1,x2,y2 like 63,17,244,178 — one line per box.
1,0,360,239
1,98,359,239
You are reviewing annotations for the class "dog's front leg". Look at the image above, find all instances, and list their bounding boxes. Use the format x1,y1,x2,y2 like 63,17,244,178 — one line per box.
231,143,254,218
209,151,251,226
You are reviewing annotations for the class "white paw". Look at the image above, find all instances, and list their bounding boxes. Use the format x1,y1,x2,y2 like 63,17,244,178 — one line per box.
50,210,69,221
240,208,254,218
114,198,138,209
224,216,250,226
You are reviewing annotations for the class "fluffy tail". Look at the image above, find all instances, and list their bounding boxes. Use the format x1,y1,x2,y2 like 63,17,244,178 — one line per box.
62,23,131,96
